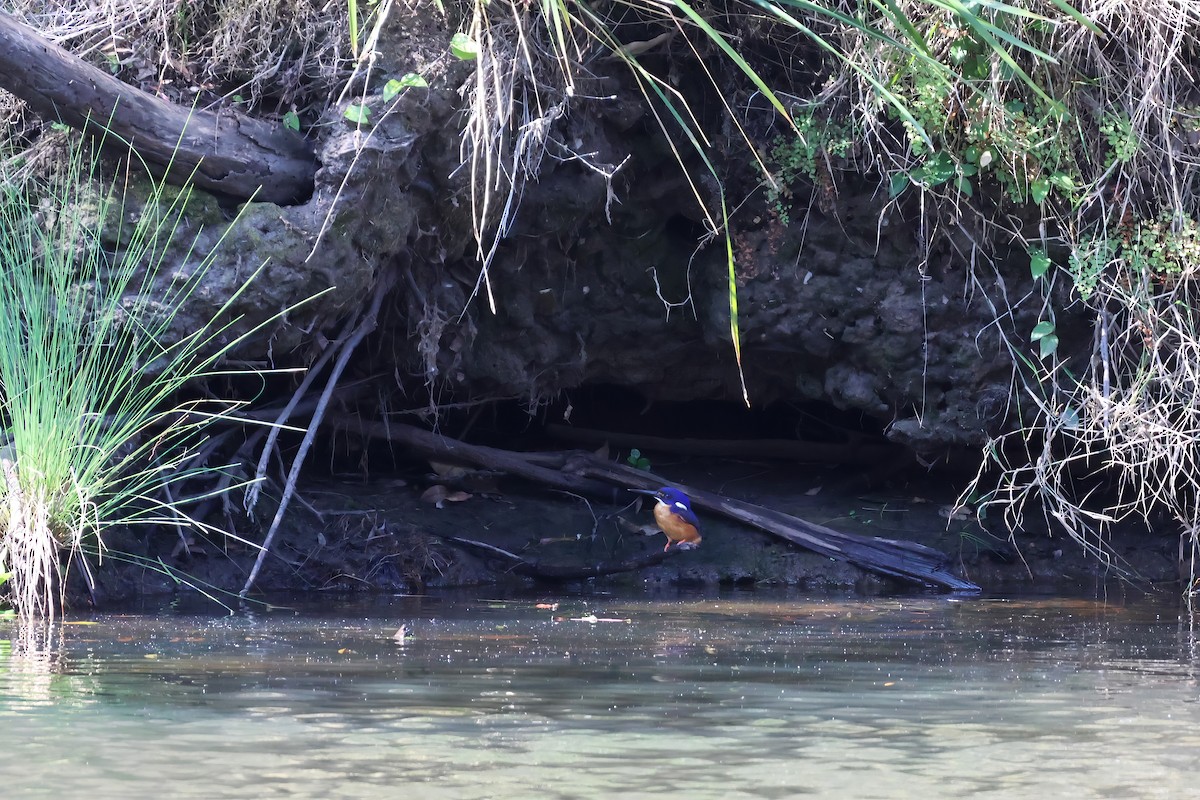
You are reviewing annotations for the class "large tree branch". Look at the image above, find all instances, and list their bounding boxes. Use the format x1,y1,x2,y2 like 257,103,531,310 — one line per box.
339,419,981,592
0,10,317,204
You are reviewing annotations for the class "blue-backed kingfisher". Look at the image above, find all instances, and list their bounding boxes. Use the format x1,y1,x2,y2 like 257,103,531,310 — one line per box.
631,487,702,551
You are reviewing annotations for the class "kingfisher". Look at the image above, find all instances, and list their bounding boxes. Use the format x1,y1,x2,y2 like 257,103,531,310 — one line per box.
631,487,702,551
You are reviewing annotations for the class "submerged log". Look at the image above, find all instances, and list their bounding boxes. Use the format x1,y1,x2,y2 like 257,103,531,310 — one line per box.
0,11,316,204
339,418,981,592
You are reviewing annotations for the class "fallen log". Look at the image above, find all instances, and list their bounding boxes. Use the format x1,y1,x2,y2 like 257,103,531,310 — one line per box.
0,10,316,204
558,454,980,592
338,418,980,592
332,418,617,498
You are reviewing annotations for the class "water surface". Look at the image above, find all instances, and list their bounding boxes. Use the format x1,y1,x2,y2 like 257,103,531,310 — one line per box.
2,591,1199,799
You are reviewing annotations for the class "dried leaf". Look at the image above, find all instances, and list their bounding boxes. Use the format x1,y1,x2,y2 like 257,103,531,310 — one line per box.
938,504,972,521
609,30,675,59
429,461,467,479
420,485,449,505
420,485,471,509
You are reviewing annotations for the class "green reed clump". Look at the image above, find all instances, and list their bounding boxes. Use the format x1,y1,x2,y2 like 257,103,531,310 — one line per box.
0,138,266,622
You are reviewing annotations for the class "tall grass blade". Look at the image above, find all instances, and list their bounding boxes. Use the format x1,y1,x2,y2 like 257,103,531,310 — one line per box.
0,134,321,621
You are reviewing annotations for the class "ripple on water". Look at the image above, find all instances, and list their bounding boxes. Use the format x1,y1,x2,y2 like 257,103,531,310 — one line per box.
2,591,1200,798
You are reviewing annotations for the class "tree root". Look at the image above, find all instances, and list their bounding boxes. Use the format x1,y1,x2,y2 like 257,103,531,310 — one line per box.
239,270,396,597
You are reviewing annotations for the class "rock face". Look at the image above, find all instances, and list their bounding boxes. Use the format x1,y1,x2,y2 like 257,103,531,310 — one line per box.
169,7,1051,454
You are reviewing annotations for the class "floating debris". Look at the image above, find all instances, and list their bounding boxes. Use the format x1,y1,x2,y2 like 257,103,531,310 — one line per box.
569,614,631,624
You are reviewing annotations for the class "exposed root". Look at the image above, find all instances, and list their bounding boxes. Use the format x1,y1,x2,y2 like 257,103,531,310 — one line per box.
240,269,397,597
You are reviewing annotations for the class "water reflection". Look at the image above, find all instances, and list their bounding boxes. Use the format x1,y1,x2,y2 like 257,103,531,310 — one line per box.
2,591,1200,798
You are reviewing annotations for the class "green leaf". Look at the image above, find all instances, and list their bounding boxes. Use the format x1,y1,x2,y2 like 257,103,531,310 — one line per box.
1038,333,1059,359
1045,100,1070,121
1030,320,1056,341
962,54,989,80
343,104,371,125
738,0,940,150
1049,172,1075,191
0,132,334,617
450,32,478,60
1061,406,1081,429
956,176,973,198
282,110,300,132
1029,248,1051,279
912,152,955,187
1030,177,1051,205
889,172,910,197
384,73,429,102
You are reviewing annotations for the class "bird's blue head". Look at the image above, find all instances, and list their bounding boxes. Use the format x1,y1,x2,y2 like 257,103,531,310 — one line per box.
655,487,693,513
631,486,694,511
630,486,700,529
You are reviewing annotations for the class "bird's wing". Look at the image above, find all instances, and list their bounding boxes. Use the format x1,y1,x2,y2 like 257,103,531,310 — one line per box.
669,500,700,528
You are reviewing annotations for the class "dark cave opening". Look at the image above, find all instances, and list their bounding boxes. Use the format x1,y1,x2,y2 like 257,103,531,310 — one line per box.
310,383,912,480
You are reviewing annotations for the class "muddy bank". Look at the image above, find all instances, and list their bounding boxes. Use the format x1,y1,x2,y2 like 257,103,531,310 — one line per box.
80,447,1180,609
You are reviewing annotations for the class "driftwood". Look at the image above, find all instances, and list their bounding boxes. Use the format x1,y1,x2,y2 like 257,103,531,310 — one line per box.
334,418,618,498
558,455,980,591
0,11,316,204
338,419,980,592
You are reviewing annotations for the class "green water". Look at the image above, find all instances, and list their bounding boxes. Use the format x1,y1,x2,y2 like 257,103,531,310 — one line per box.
2,591,1199,799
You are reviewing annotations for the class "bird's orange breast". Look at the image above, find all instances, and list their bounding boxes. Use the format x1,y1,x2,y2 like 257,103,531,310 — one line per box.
654,503,701,545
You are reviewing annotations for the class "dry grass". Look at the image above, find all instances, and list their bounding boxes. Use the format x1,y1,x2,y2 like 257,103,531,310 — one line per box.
935,3,1200,578
0,0,352,114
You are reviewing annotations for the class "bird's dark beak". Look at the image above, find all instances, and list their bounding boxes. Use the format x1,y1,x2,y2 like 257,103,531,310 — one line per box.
628,488,658,497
